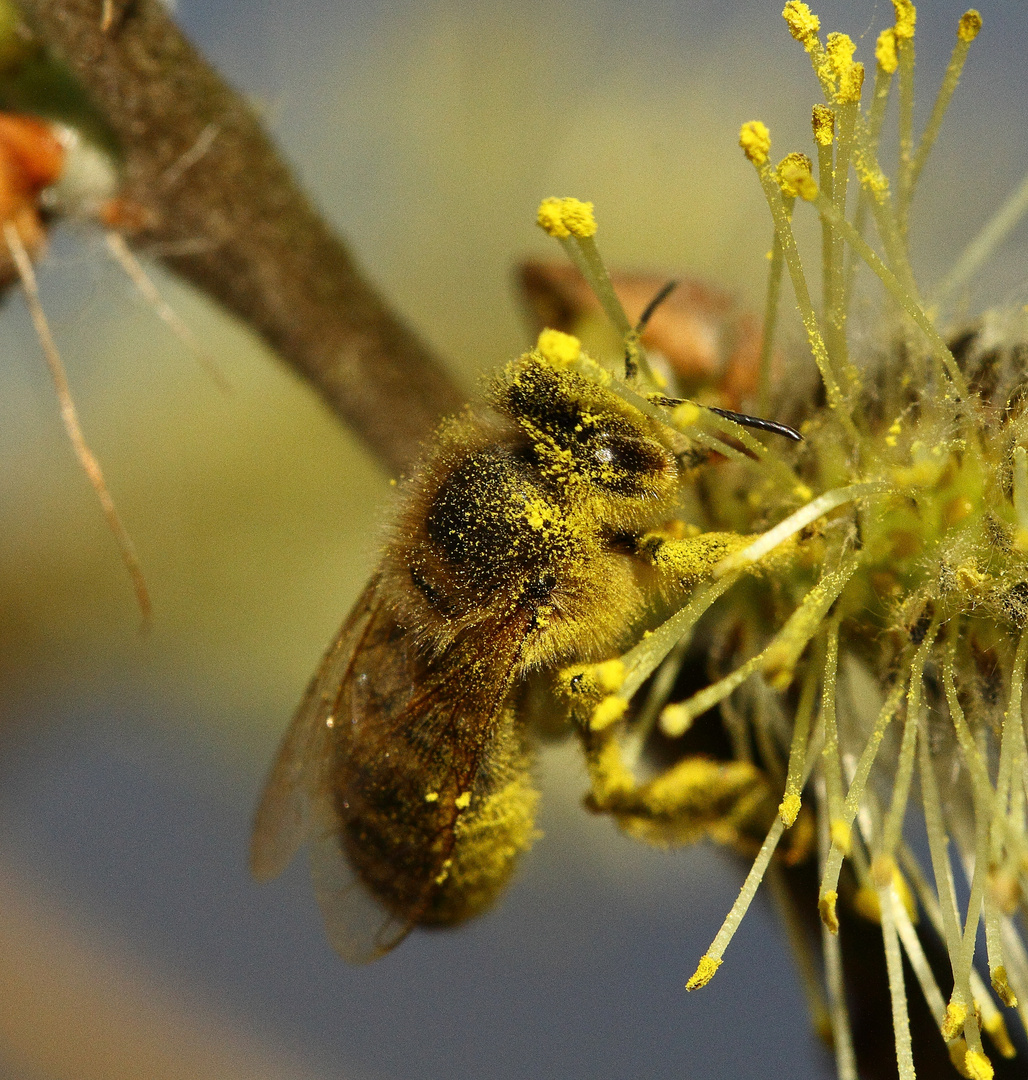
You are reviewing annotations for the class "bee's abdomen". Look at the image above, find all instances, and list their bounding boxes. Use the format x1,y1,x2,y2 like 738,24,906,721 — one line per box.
333,707,537,925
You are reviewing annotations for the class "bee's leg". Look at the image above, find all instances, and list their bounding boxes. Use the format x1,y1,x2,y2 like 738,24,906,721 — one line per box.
632,530,753,594
581,723,789,854
561,662,813,863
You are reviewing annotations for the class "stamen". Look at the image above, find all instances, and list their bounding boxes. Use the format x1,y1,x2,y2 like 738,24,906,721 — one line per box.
908,11,983,196
881,617,939,858
810,190,969,397
819,678,906,930
662,557,858,737
879,879,916,1080
815,780,858,1079
780,653,820,826
746,141,858,438
717,482,890,574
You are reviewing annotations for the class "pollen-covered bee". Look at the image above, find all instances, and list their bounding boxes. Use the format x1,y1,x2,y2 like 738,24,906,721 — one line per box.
250,331,725,961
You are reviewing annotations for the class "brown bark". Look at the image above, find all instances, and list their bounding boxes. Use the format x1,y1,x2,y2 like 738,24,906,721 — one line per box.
17,0,463,473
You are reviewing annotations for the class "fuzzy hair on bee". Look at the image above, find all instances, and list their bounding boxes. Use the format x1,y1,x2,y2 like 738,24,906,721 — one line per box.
250,341,704,962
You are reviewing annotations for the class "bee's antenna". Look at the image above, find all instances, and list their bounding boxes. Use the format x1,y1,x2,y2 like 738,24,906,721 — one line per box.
706,405,803,442
624,279,678,381
636,279,678,334
650,393,802,442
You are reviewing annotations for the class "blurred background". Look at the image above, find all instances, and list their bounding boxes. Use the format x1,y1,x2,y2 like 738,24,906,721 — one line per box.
0,1,1026,1077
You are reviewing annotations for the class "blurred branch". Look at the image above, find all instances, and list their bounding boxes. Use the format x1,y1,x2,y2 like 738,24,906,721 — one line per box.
17,0,463,473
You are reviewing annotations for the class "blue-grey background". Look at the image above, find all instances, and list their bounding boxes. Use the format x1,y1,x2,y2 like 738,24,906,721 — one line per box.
0,2,1026,1077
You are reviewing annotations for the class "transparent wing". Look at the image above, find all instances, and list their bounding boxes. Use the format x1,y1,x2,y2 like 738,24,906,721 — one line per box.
252,570,530,964
249,574,383,883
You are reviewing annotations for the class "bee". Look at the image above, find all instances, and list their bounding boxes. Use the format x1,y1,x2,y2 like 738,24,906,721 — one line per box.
249,338,710,962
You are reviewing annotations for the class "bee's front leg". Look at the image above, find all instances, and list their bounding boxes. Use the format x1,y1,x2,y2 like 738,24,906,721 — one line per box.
632,528,754,594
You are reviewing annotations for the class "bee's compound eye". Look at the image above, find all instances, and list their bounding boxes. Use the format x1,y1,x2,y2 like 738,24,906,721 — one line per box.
589,432,671,494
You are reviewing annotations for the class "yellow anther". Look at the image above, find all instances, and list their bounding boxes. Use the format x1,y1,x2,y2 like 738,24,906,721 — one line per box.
948,1039,970,1077
982,1012,1016,1058
686,953,722,990
941,1000,968,1041
592,658,626,693
876,27,898,73
964,1049,994,1080
671,401,702,428
424,790,439,803
811,104,835,146
779,792,802,827
561,198,597,237
776,153,817,201
536,196,597,238
957,10,982,41
454,791,471,810
739,120,771,165
991,966,1017,1008
782,1,820,50
590,695,628,731
892,0,916,40
825,31,856,79
836,60,864,103
819,890,839,933
536,328,582,367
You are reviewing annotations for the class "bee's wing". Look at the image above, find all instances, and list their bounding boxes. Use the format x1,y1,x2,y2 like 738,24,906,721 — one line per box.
249,575,383,883
307,802,415,963
253,571,530,965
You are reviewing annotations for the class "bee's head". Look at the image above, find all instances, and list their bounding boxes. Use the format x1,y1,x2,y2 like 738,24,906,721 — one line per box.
497,355,679,513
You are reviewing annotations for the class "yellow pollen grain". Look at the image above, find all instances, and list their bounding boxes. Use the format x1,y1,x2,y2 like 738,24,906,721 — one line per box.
536,328,581,367
425,790,439,802
793,483,813,501
686,953,721,991
455,792,472,810
892,0,916,40
779,792,802,827
958,10,982,42
782,1,820,49
811,104,835,146
876,27,898,72
524,497,554,532
739,120,771,165
964,1050,994,1080
591,695,628,731
941,1000,968,1040
434,857,453,885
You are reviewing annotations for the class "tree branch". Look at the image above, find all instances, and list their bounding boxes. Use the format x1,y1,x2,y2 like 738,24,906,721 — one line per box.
17,0,463,473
